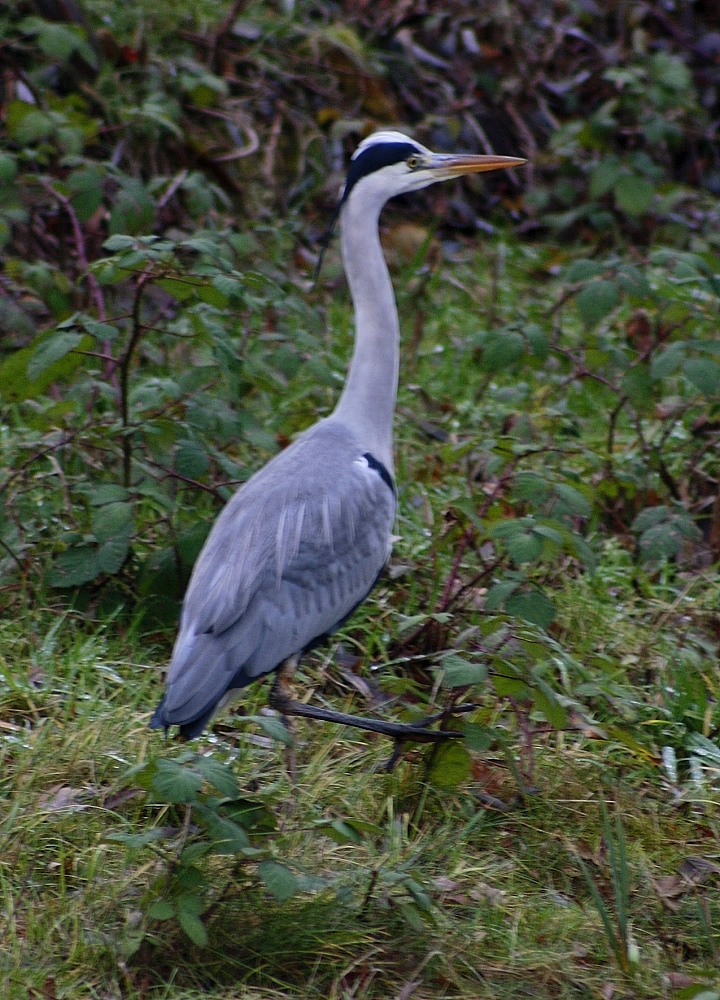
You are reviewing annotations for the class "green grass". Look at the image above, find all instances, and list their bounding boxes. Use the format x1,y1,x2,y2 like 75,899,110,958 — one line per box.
2,537,719,998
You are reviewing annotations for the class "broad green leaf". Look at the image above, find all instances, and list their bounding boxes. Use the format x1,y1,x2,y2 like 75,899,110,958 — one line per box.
67,167,104,221
258,860,298,902
151,759,203,804
103,235,137,252
177,908,208,947
175,439,210,479
484,580,520,611
148,901,176,920
19,16,97,65
319,819,365,845
82,318,120,341
621,365,654,410
463,722,494,751
651,51,692,92
506,531,543,565
552,483,592,518
399,902,426,932
505,591,556,628
88,485,129,506
614,175,654,216
576,279,619,327
524,323,549,360
589,158,621,199
512,472,550,503
223,799,277,834
532,677,568,729
0,343,85,402
564,259,605,283
427,741,472,789
0,154,18,183
97,536,130,575
532,525,564,544
5,101,54,143
481,331,525,372
192,757,240,799
248,715,294,746
493,673,531,699
650,343,685,380
27,331,85,381
48,546,100,588
440,653,488,688
204,814,250,854
92,501,133,542
683,358,720,396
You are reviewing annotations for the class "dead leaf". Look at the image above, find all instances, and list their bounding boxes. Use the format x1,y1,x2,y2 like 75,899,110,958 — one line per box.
679,856,720,884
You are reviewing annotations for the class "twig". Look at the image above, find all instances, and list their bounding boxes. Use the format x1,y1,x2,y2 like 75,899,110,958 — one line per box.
37,178,116,388
119,274,151,488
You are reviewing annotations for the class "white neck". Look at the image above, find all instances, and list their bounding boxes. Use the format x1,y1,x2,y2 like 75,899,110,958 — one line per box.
331,184,400,474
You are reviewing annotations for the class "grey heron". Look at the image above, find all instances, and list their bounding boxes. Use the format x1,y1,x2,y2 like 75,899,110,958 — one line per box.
150,130,524,741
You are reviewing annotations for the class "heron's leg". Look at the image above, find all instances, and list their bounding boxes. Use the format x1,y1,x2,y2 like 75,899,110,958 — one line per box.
269,658,464,745
269,655,299,787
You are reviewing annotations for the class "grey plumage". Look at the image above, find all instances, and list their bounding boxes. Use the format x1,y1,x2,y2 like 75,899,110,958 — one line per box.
151,131,524,738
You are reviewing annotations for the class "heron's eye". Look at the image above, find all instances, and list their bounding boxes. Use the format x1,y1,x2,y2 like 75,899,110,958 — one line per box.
406,155,421,170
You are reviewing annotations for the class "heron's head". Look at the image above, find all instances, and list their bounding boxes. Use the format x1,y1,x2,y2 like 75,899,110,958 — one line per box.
339,130,525,208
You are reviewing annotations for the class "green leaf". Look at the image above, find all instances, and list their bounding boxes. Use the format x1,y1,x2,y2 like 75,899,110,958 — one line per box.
439,653,488,687
484,580,520,611
513,472,550,503
27,331,85,381
5,101,54,143
319,819,365,845
175,439,210,479
48,546,100,588
151,759,203,804
564,259,605,283
576,279,619,328
204,814,249,854
192,757,239,799
258,860,298,902
177,907,208,947
683,358,720,396
532,677,568,729
248,715,294,745
88,485,130,506
97,536,130,575
427,741,472,789
92,501,133,542
552,483,592,518
463,722,493,751
614,175,655,216
621,365,654,410
480,331,525,372
103,235,137,252
105,829,167,848
493,673,531,699
148,901,176,920
0,154,17,183
506,531,543,565
505,591,556,629
589,158,621,199
524,323,548,360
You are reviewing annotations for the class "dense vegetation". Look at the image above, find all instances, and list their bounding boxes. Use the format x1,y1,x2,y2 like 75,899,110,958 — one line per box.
0,1,719,997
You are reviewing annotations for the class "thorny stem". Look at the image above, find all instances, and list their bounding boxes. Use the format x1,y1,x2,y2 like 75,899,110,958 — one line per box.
120,274,150,489
37,179,116,389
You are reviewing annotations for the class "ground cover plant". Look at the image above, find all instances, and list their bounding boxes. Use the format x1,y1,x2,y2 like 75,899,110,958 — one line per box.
1,1,719,997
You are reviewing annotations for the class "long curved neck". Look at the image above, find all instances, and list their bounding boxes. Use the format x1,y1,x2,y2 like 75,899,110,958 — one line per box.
331,186,399,474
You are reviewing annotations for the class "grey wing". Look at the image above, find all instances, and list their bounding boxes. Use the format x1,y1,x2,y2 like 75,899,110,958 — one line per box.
155,438,396,731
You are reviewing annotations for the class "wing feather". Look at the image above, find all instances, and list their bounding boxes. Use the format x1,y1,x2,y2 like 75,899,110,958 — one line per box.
156,420,395,730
